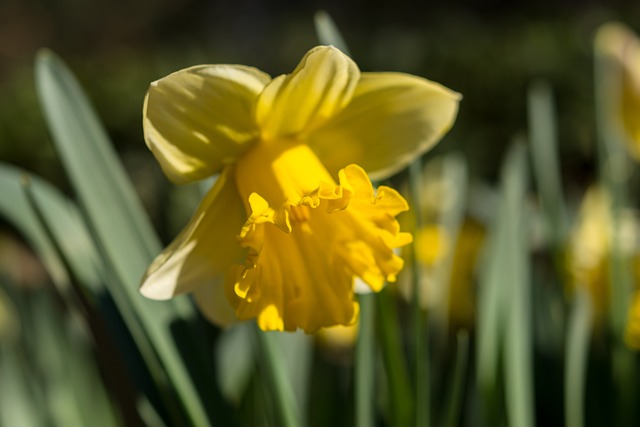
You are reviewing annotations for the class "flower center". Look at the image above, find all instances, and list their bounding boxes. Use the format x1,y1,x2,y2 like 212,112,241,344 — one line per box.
235,139,336,213
289,204,311,224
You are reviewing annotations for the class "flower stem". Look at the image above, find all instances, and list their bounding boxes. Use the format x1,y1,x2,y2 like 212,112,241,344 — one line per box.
409,159,430,427
376,287,413,427
565,289,591,427
443,330,470,427
254,326,301,427
356,293,376,427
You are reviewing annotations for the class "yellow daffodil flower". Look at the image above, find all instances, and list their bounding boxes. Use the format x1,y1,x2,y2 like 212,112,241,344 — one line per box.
595,22,640,160
140,46,460,332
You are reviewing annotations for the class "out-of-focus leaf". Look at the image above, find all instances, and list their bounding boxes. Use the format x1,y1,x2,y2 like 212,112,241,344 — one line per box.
409,158,430,427
0,280,19,341
420,154,468,333
35,49,214,426
0,280,43,427
0,343,45,427
443,331,470,427
255,328,302,427
528,80,568,251
216,323,256,404
565,288,592,427
477,141,534,427
0,164,71,292
314,11,351,56
0,163,166,426
0,279,120,427
502,143,534,427
30,290,120,427
356,293,376,427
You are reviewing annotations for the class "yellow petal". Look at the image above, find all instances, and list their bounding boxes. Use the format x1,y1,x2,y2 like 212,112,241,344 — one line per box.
255,46,360,139
308,72,461,180
144,65,270,183
140,166,246,305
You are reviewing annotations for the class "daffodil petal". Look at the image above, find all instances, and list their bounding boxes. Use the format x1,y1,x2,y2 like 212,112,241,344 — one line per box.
144,65,270,183
255,46,360,139
140,166,246,302
309,72,461,180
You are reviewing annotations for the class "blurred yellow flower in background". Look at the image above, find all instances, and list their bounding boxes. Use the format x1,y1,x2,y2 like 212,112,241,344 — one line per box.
595,22,640,160
407,219,484,330
565,186,640,340
566,187,612,328
396,154,481,331
139,46,460,332
446,220,485,329
415,224,449,267
625,292,640,349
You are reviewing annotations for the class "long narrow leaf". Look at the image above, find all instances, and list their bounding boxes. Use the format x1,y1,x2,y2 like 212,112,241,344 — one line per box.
356,293,376,427
314,11,351,56
503,143,534,427
443,331,470,427
255,328,302,427
0,164,71,293
410,158,430,427
527,80,568,251
376,287,413,427
477,141,534,427
565,289,592,427
35,50,213,426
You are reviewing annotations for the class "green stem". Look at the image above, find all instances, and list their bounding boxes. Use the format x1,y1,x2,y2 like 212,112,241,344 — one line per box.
356,293,376,427
409,159,430,427
443,331,470,427
376,287,413,427
254,326,301,427
527,80,568,253
565,289,592,427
